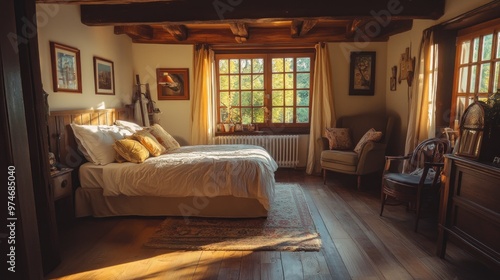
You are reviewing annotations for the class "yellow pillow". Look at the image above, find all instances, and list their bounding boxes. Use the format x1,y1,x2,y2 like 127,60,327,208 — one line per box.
132,130,167,157
148,124,180,151
113,139,150,163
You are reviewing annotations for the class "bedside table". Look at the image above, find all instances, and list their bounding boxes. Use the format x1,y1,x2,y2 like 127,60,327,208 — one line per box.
50,168,74,224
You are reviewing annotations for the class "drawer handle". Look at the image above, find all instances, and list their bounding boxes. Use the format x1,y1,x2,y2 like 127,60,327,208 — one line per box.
61,180,68,188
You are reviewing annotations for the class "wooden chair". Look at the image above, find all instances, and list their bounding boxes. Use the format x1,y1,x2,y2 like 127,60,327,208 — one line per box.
380,138,451,232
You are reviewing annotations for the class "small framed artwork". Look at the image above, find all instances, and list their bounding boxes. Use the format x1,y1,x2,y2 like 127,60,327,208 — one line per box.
349,51,376,96
93,56,115,95
390,65,397,91
50,42,82,93
156,68,189,100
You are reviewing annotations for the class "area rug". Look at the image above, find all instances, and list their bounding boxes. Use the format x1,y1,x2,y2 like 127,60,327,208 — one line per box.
144,183,321,251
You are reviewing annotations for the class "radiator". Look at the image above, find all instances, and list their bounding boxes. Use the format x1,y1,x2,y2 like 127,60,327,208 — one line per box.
215,135,299,168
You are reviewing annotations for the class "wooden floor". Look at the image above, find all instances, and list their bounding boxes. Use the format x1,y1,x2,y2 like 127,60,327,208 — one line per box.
47,169,498,279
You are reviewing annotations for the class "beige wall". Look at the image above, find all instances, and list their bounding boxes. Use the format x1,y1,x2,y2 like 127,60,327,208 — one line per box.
131,44,193,146
385,0,493,155
37,4,134,110
329,42,388,118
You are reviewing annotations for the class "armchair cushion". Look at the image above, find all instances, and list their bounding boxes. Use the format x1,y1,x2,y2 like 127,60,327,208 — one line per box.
325,127,353,150
385,172,436,186
353,128,383,154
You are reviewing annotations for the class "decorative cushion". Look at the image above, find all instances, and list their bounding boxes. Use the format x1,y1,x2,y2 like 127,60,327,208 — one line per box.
147,124,180,151
353,128,383,154
113,139,150,163
115,120,144,133
325,127,353,150
70,124,130,165
131,130,167,157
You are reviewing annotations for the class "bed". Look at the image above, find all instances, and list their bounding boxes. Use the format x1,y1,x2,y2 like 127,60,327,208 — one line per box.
47,108,278,218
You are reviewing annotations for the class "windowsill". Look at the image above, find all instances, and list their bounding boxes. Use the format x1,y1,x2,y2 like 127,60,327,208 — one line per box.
215,127,310,136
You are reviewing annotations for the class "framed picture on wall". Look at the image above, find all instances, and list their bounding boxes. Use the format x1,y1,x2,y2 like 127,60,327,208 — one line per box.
93,56,115,95
50,41,82,93
349,51,376,96
156,68,189,100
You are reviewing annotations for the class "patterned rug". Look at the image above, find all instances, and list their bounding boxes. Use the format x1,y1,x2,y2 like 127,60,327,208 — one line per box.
144,183,321,251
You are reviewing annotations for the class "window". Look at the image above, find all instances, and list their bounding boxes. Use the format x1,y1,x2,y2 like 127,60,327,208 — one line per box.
452,21,500,123
215,49,314,133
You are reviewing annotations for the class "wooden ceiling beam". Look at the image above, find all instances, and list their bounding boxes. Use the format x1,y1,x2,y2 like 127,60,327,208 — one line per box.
80,0,445,26
162,24,187,41
291,20,318,38
114,25,153,39
121,26,381,45
229,22,248,43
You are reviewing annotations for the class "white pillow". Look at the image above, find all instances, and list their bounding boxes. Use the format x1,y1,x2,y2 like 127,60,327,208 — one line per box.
70,124,130,165
115,120,144,133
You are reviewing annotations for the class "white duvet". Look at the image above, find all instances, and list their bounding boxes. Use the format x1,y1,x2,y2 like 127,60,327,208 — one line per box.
100,145,278,210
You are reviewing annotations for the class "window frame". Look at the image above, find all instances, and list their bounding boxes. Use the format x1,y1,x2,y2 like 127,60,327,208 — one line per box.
214,48,315,135
451,19,500,124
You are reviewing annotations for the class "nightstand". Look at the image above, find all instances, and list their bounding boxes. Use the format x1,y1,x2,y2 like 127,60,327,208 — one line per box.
50,168,74,224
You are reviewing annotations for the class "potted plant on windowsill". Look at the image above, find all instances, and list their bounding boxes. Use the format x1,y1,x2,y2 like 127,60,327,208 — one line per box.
221,101,241,133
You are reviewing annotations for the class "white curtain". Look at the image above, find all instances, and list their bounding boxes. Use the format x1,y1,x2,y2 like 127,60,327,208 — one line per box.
191,44,215,145
404,29,438,157
306,43,335,174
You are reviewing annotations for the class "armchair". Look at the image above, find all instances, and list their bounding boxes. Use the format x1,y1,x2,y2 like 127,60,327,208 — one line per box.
320,114,394,189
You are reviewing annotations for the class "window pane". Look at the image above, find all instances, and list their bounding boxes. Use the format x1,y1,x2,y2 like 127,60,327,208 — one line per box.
230,91,239,106
253,91,264,106
297,57,310,72
272,107,284,123
241,75,252,89
253,107,264,123
272,90,284,106
253,59,264,73
241,108,252,124
219,59,229,74
460,40,470,64
230,59,239,73
497,32,500,59
285,73,294,89
472,38,479,63
219,75,229,90
297,73,310,88
253,74,264,89
229,75,240,90
241,59,252,73
220,108,228,122
285,90,294,106
230,108,241,123
296,108,309,123
297,90,310,106
272,58,284,73
469,65,477,93
479,63,490,93
220,91,229,106
241,91,252,106
285,58,294,72
272,74,284,89
481,34,493,61
458,67,468,93
494,62,500,91
456,97,467,121
285,107,294,123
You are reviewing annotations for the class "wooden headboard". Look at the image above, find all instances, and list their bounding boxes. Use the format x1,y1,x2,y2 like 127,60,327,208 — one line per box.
47,107,134,168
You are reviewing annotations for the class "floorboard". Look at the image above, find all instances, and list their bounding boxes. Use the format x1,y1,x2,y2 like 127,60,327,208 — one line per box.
46,169,499,279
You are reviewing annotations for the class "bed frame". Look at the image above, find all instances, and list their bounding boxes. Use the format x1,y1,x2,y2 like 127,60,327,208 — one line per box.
47,107,268,218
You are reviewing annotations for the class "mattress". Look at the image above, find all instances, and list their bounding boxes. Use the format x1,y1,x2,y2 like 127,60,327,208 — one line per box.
78,144,278,210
